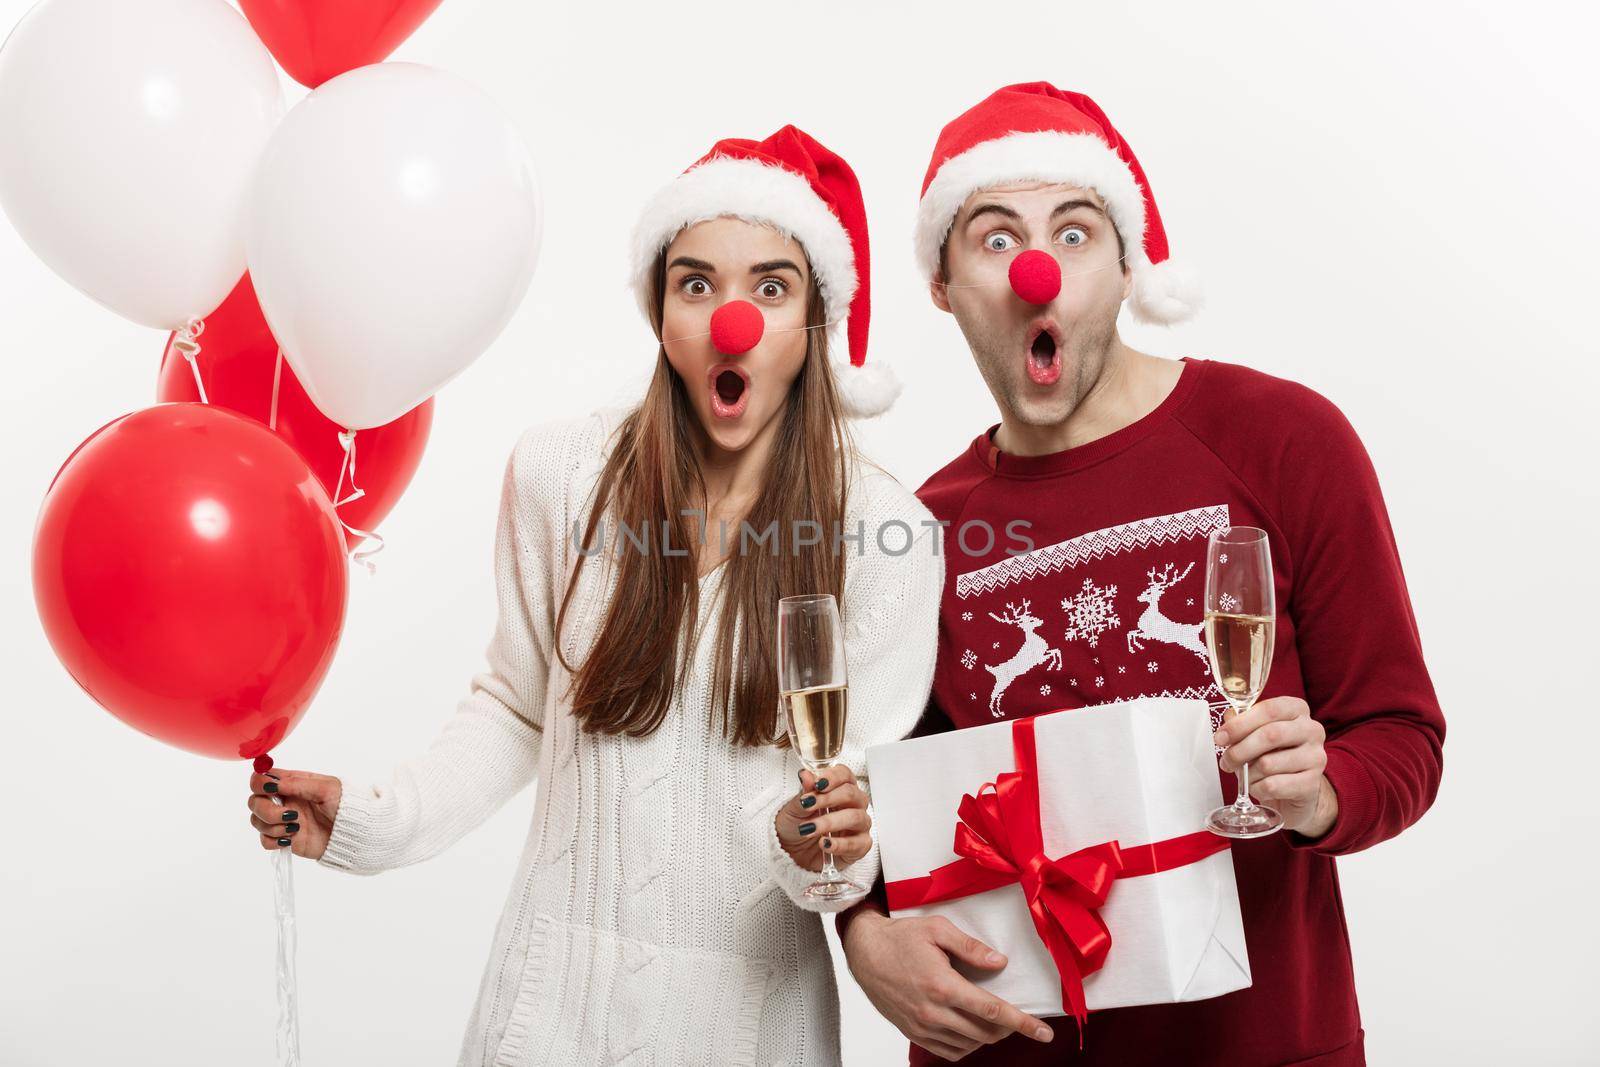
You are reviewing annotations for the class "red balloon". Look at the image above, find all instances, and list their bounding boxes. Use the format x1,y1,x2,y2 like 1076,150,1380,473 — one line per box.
238,0,445,88
33,405,349,761
158,273,433,548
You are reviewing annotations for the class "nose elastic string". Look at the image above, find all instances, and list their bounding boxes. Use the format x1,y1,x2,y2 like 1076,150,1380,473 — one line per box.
659,314,843,348
934,251,1129,297
661,254,1128,349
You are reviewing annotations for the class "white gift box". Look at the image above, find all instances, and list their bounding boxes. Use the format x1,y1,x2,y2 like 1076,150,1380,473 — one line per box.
866,697,1251,1017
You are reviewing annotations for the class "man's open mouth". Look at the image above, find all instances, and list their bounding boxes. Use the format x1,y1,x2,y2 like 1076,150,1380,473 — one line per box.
1025,322,1062,386
709,364,751,419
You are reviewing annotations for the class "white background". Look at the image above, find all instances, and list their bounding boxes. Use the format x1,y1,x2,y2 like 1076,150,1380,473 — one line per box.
3,1,1596,1063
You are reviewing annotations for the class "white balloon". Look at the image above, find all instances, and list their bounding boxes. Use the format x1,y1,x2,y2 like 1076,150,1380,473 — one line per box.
0,0,282,330
247,63,542,431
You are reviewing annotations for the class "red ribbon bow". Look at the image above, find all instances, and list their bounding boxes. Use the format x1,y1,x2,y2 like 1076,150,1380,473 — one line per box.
885,715,1230,1033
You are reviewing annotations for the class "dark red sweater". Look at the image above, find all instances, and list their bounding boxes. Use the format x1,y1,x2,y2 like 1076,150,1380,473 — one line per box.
901,358,1444,1067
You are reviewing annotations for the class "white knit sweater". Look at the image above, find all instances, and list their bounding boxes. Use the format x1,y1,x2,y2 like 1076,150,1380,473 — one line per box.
317,406,944,1066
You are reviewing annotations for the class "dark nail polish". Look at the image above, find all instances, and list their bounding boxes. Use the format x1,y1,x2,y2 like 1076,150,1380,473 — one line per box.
284,823,300,834
815,778,829,792
276,837,290,847
822,837,833,850
282,811,299,822
798,822,816,836
800,795,816,809
264,782,278,794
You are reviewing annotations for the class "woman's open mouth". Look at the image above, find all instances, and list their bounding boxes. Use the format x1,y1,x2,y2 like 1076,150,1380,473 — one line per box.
1025,322,1063,386
708,363,751,419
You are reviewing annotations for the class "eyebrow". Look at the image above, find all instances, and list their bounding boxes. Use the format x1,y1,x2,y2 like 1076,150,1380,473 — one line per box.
666,255,717,272
1053,198,1107,219
750,259,804,276
961,199,1108,234
963,202,1023,229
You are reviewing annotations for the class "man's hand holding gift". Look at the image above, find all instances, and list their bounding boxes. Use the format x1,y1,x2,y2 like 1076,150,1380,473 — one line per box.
840,909,1056,1062
1214,696,1340,838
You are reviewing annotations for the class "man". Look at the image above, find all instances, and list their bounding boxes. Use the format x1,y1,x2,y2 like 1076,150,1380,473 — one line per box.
838,83,1446,1066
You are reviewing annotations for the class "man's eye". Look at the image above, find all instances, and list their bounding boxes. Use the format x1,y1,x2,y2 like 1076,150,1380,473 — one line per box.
985,232,1018,252
1057,226,1088,247
681,276,711,297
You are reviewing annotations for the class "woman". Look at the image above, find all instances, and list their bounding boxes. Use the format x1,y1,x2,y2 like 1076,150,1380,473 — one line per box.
244,126,943,1065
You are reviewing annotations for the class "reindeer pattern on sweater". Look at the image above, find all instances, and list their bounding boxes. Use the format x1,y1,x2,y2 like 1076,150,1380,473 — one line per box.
952,505,1231,727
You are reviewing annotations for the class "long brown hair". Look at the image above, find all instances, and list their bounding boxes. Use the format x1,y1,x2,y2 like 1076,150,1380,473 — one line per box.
554,245,851,746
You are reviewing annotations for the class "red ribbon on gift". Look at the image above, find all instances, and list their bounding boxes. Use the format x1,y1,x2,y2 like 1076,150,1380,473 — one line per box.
884,715,1231,1036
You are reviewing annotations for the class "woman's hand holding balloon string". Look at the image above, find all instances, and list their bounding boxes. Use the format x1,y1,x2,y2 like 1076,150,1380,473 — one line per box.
248,768,343,859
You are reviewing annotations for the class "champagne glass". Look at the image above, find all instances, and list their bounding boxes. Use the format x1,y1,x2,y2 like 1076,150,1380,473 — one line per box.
777,593,865,902
1203,527,1284,838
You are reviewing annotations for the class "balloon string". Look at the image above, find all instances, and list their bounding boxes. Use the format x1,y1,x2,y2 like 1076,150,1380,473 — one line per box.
172,317,209,404
333,429,384,574
269,348,284,432
272,840,301,1066
659,317,843,347
932,252,1130,291
251,751,302,1067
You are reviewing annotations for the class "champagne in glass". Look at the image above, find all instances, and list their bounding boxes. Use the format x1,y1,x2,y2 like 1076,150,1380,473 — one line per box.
784,684,848,766
777,594,865,902
1203,527,1285,838
1206,611,1274,707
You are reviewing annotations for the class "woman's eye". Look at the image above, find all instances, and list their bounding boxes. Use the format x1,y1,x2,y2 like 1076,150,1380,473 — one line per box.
756,279,787,300
1057,226,1088,247
680,276,711,297
985,232,1018,253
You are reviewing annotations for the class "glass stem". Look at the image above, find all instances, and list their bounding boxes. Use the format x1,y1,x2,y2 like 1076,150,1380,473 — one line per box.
1231,701,1255,811
819,801,841,883
1235,760,1253,811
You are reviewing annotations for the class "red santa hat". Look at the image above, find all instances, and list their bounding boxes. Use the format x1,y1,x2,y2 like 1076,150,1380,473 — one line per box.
915,82,1202,325
631,125,898,418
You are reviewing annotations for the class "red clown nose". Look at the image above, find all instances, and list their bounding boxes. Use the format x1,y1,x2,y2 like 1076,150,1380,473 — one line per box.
1009,249,1062,305
709,300,765,355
